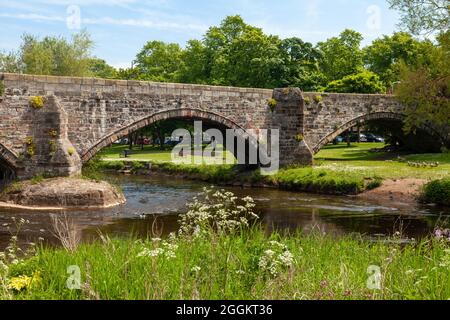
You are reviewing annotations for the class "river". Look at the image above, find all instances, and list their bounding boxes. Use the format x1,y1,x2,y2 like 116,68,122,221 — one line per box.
0,173,449,249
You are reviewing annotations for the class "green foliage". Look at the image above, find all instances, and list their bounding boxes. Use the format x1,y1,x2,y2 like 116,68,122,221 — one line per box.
29,96,44,109
88,58,117,79
0,51,21,73
67,147,76,156
317,29,364,82
20,30,94,76
324,71,386,94
295,134,304,142
24,137,35,157
134,41,184,82
99,161,126,171
363,32,435,88
420,178,450,206
272,168,366,194
278,37,325,90
131,161,145,172
388,0,449,35
304,96,311,105
0,80,4,96
366,177,383,190
30,175,44,185
267,98,277,111
314,95,323,103
395,32,450,136
48,129,58,138
5,226,450,300
49,140,57,155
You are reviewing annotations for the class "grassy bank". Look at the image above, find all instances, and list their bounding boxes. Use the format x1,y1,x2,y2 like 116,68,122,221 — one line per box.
3,227,450,300
97,143,450,195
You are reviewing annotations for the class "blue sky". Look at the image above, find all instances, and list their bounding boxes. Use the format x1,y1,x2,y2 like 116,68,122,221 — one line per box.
0,0,401,69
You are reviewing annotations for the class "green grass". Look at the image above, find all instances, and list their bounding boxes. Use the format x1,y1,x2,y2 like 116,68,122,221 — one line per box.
99,144,235,164
3,228,450,300
315,143,450,180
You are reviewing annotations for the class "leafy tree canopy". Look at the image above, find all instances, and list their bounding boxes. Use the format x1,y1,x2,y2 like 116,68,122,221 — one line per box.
388,0,450,35
323,70,386,94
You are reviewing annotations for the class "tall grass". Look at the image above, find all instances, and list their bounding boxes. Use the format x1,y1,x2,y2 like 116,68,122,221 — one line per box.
3,229,450,300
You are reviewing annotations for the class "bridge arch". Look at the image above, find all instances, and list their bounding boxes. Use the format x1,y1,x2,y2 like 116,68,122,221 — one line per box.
311,112,443,154
0,143,18,187
81,108,255,163
0,143,19,170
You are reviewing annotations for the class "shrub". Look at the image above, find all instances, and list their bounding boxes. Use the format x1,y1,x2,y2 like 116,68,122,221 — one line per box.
366,177,383,190
0,81,4,96
29,96,44,109
420,178,450,206
67,147,76,156
131,161,145,172
267,98,277,112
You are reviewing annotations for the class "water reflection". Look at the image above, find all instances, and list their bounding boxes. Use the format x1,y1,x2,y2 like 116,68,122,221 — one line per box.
0,173,448,249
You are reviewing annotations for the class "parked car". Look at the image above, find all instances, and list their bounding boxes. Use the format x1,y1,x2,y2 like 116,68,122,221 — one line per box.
349,133,368,142
365,133,385,143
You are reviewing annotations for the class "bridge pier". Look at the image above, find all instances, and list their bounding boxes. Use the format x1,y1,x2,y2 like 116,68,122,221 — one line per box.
20,95,82,179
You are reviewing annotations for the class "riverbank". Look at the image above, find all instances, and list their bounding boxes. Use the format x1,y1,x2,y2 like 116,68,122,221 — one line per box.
0,177,126,211
96,143,450,203
3,226,450,300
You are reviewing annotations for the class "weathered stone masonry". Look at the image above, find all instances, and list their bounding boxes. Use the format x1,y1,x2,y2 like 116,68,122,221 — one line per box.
0,73,431,179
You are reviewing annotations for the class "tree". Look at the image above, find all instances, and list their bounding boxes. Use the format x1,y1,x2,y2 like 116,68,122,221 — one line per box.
279,37,325,90
134,41,184,82
363,32,435,88
317,29,364,82
88,58,117,79
21,30,93,76
388,0,449,35
395,32,450,141
178,40,208,84
323,70,386,94
0,51,21,73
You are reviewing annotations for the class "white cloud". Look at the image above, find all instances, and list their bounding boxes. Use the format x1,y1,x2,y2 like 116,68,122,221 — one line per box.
0,12,64,22
82,17,207,32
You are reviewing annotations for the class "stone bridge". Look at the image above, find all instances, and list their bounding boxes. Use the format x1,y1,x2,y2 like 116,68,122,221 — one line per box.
0,73,446,179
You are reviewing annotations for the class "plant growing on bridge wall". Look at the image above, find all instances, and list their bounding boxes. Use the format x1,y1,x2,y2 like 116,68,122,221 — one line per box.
49,140,57,156
267,98,277,112
314,95,323,104
295,134,304,142
29,96,44,109
25,137,35,157
282,88,291,95
304,97,311,105
49,129,58,138
0,81,4,96
67,147,76,156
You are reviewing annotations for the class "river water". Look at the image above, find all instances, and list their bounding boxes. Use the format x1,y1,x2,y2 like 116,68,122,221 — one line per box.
0,173,449,249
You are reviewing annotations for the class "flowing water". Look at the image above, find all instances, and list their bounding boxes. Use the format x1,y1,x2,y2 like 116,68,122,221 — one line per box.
0,173,449,249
